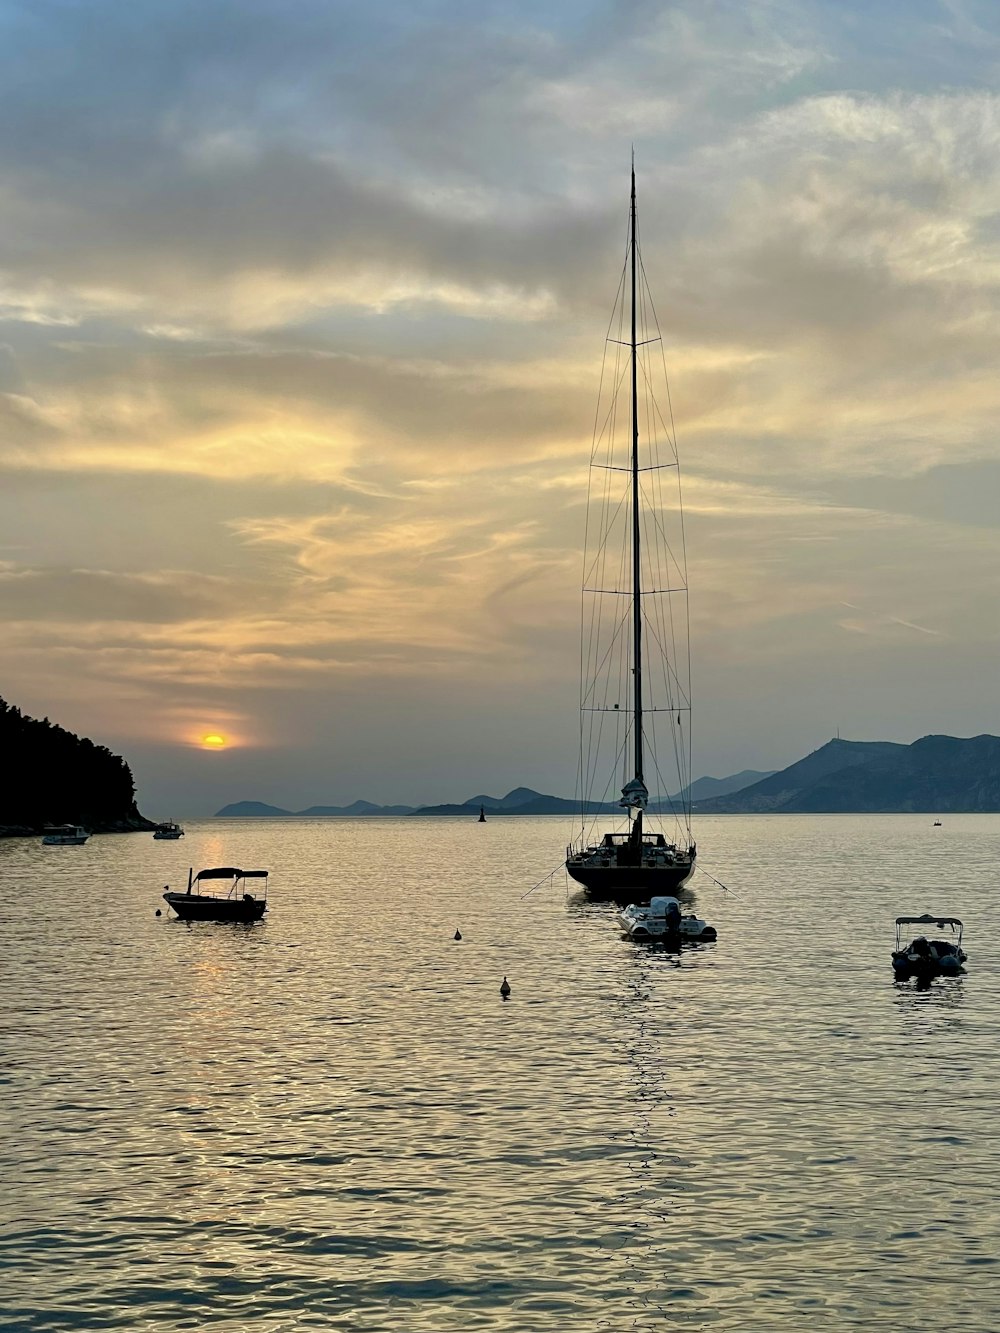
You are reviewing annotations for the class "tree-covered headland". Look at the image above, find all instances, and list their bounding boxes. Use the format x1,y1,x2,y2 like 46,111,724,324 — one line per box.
0,697,154,835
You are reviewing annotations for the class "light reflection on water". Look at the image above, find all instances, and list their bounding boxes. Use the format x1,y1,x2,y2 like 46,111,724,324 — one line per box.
2,813,1000,1329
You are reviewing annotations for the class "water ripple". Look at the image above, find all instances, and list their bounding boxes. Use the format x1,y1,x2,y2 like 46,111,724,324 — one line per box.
3,814,1000,1328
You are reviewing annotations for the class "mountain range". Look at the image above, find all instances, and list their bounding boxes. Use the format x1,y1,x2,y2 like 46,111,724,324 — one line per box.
690,734,1000,813
408,770,774,816
213,770,773,817
215,735,1000,816
216,799,418,817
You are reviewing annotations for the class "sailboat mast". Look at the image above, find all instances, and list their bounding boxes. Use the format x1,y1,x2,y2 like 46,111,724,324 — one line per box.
630,160,643,790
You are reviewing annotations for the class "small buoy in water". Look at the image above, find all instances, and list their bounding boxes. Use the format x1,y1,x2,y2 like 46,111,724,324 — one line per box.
500,977,511,999
155,909,162,917
454,929,462,940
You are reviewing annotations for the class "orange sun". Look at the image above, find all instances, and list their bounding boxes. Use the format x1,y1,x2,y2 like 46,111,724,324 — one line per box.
201,733,227,749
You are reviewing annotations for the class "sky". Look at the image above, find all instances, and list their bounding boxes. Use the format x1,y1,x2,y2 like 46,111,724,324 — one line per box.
3,0,1000,816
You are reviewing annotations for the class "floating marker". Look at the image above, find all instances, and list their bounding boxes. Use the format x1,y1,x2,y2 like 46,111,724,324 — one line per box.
454,929,462,940
500,977,511,999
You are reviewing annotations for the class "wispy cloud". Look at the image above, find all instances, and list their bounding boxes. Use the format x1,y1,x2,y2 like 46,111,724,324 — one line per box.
2,0,1000,807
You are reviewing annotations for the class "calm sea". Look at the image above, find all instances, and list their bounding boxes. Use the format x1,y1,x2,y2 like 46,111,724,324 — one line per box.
3,814,1000,1331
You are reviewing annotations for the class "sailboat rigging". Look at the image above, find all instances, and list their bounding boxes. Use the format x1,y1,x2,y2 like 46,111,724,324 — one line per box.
565,161,697,900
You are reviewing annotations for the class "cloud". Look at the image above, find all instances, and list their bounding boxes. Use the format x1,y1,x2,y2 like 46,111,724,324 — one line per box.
0,562,279,623
3,0,1000,808
0,3,825,333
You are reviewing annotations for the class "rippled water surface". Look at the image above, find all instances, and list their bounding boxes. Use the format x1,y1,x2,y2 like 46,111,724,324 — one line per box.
3,814,1000,1330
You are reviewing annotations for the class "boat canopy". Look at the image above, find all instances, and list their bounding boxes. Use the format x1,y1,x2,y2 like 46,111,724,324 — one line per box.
194,867,268,881
895,914,962,927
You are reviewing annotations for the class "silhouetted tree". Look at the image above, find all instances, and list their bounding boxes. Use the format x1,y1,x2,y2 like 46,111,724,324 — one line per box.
0,697,144,829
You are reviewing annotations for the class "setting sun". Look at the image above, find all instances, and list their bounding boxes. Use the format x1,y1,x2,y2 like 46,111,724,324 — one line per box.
201,734,227,750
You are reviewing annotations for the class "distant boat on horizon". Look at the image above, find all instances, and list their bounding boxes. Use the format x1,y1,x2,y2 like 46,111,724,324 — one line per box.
564,161,696,902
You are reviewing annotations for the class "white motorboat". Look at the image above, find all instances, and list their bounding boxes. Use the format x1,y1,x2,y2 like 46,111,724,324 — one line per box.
41,824,89,845
153,821,185,840
616,895,717,943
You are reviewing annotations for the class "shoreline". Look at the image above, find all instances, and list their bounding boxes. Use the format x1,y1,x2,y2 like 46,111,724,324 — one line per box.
0,816,160,840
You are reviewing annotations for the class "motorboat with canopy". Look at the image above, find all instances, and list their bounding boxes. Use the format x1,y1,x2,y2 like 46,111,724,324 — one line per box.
892,913,966,981
163,867,269,922
153,821,185,840
42,824,89,845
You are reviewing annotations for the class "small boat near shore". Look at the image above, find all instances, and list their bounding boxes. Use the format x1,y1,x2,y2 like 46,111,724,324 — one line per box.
616,895,717,944
153,821,185,840
41,824,89,845
892,914,965,982
163,867,269,922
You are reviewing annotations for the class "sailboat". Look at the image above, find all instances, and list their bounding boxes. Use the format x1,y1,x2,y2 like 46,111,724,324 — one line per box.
565,162,697,900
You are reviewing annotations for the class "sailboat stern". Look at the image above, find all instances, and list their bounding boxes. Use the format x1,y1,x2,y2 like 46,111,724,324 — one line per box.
565,834,696,901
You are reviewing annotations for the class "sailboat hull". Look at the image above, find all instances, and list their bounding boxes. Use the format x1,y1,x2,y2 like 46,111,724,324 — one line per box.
565,857,696,901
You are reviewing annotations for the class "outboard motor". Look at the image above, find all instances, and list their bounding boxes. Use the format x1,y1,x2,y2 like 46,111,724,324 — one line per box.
649,896,681,932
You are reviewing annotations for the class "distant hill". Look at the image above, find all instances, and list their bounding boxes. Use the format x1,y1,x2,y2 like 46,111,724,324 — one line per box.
216,799,417,817
692,739,905,813
791,734,1000,813
0,696,155,836
676,770,776,804
216,800,295,817
692,735,1000,813
411,788,616,816
299,800,416,816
